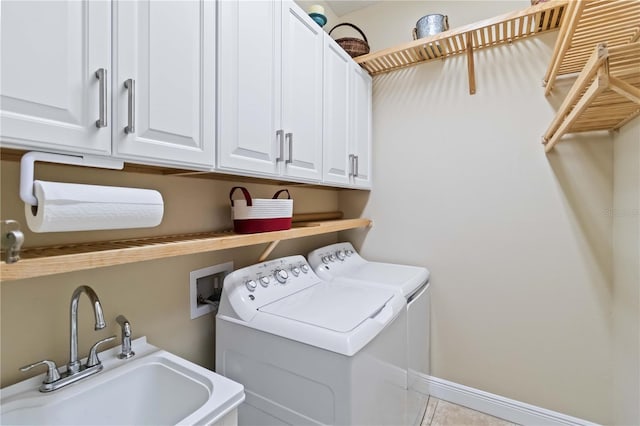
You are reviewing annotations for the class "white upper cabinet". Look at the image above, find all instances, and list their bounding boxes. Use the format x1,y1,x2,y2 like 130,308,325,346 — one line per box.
1,0,214,170
1,0,370,187
217,0,282,175
113,0,216,169
322,35,372,189
350,63,372,188
217,0,322,182
0,0,112,155
323,35,352,186
280,1,323,181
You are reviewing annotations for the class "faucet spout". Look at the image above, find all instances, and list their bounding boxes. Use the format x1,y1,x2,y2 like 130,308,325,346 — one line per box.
68,285,105,375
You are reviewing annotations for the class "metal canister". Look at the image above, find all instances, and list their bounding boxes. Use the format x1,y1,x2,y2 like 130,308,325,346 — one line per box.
412,14,450,39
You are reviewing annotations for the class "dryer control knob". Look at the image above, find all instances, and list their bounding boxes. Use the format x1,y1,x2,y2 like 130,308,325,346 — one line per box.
336,250,346,261
291,266,300,277
259,276,270,287
321,256,330,264
245,280,257,292
275,269,289,284
300,264,310,273
345,249,354,257
329,254,336,262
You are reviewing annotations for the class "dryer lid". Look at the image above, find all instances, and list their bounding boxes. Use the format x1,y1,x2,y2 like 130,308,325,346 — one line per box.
342,262,429,299
258,281,393,333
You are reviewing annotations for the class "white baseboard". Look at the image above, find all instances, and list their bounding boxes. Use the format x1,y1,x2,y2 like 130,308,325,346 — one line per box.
414,375,600,426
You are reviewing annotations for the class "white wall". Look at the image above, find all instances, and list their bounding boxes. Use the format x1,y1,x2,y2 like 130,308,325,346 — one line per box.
339,1,614,423
612,118,640,426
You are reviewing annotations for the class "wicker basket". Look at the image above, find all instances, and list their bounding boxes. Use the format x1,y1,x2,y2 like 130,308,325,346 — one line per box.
329,23,370,58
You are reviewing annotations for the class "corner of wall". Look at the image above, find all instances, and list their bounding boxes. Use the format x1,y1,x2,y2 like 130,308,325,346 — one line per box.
612,117,640,426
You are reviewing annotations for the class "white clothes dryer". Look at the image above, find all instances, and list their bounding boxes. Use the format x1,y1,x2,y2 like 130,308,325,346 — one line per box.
216,255,408,426
308,242,431,425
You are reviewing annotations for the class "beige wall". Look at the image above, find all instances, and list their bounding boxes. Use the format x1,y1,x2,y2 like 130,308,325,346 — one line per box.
338,1,615,423
0,159,340,387
612,118,640,426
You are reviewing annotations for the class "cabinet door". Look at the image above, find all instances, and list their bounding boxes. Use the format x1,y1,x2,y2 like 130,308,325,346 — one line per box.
322,35,351,186
113,0,215,169
351,64,372,188
0,0,111,155
281,1,323,182
217,0,282,176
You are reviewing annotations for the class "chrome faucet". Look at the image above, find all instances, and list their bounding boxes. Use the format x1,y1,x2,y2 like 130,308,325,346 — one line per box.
68,285,106,374
20,285,115,392
116,315,135,359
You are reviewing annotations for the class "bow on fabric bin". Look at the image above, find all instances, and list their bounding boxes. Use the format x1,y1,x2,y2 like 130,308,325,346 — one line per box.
229,187,293,234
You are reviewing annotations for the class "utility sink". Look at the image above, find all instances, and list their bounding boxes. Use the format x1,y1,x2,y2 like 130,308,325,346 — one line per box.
0,337,244,425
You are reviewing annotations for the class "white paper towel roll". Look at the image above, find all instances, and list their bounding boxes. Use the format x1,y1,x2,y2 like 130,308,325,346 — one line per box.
25,180,164,233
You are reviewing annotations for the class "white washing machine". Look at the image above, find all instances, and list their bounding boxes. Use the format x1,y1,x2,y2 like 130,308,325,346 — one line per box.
216,255,408,426
308,242,431,426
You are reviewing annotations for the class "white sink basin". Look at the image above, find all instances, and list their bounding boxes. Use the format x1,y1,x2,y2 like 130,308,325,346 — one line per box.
0,337,244,425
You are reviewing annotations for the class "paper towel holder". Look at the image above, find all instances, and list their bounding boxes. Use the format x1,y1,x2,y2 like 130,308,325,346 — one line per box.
20,152,125,206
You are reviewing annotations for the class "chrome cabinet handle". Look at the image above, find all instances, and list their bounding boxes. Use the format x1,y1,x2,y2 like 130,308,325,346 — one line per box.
276,130,284,162
285,132,293,164
124,79,135,134
348,154,355,177
95,68,107,128
354,155,359,177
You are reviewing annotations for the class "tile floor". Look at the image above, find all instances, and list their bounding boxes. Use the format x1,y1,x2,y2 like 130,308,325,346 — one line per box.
421,397,519,426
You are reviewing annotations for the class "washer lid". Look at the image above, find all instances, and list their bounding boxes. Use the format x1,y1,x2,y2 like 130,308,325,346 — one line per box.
258,281,393,333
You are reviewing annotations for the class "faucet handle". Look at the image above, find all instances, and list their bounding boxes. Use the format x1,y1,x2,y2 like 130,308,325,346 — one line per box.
20,359,61,384
86,335,116,368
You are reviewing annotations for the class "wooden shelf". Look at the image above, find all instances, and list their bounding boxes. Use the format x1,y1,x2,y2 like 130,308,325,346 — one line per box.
354,0,567,93
543,42,640,151
544,0,640,95
0,218,371,282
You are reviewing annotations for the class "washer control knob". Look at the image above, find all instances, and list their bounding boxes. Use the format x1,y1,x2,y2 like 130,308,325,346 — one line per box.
291,266,301,277
336,250,346,261
300,264,309,273
321,256,330,264
329,254,336,262
275,269,289,284
245,280,257,292
259,276,270,287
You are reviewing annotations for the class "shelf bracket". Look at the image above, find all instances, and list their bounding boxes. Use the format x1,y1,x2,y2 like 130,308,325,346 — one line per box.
466,32,476,95
544,64,609,152
543,0,586,95
542,43,609,147
258,240,281,263
608,76,640,105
